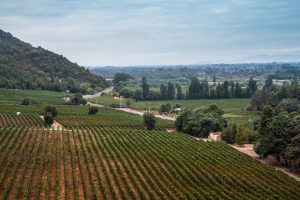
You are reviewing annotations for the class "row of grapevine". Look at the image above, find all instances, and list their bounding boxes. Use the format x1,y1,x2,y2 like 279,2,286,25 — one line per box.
0,113,44,127
0,126,299,199
56,114,173,130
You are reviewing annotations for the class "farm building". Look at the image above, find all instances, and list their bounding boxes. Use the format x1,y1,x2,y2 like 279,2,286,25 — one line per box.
208,132,222,141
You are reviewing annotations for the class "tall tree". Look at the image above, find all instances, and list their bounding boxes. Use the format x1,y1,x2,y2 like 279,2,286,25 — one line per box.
167,82,175,100
188,77,201,99
160,84,167,100
176,84,183,100
141,76,149,100
247,78,258,97
222,81,230,98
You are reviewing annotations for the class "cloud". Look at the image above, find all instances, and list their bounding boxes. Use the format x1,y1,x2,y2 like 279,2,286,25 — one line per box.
0,0,299,65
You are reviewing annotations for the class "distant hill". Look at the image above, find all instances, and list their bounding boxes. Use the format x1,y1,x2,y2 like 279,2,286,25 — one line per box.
0,29,105,93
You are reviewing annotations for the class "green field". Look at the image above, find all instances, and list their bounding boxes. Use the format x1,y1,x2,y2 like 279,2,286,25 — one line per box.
91,95,258,125
0,88,69,105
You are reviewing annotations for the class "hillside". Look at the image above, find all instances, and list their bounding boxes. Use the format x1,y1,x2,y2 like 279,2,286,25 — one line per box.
0,29,105,93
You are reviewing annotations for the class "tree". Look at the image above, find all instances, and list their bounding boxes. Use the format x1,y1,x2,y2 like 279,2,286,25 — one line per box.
113,73,133,85
213,75,216,86
70,93,87,105
160,84,167,100
188,77,201,99
126,99,132,107
167,82,175,100
284,134,300,170
222,124,237,144
44,106,58,117
222,81,230,98
234,82,242,98
247,77,258,97
88,106,98,115
175,107,227,137
44,112,54,125
176,84,183,100
141,76,149,100
143,112,156,130
236,125,248,146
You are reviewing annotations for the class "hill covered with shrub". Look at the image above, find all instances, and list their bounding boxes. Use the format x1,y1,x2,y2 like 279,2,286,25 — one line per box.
0,29,105,93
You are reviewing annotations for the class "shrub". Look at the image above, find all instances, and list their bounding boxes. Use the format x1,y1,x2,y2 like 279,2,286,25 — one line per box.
222,124,237,144
20,97,37,105
20,97,31,105
88,106,99,115
45,106,58,117
44,112,54,125
160,104,170,113
143,112,156,130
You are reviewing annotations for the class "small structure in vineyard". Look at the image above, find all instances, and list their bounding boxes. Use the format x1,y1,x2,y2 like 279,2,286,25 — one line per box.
208,132,222,141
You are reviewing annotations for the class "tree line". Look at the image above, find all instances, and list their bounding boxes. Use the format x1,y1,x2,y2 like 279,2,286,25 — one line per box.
118,76,257,101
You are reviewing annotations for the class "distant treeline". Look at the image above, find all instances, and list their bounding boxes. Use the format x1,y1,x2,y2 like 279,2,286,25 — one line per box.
116,75,257,100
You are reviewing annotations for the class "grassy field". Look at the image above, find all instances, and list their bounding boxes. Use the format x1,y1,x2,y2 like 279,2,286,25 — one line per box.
91,95,259,125
0,88,69,105
0,126,299,199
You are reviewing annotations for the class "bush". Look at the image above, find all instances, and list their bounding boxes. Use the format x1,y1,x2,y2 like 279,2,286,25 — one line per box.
44,112,54,125
160,104,170,113
20,97,31,105
222,124,237,144
143,112,156,130
20,97,37,105
45,106,58,117
70,93,87,105
88,106,99,115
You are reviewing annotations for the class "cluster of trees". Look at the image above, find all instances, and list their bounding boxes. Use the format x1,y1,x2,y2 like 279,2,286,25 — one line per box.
222,124,257,145
175,105,227,137
251,76,300,170
254,105,300,169
187,77,257,99
113,73,134,85
65,93,87,105
251,76,300,110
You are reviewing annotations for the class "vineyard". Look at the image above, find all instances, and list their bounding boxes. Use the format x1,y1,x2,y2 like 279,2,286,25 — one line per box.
0,113,44,127
0,89,68,105
0,126,299,200
56,109,173,130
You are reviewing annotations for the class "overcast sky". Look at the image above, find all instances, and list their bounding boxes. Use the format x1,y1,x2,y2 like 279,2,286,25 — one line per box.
1,0,300,66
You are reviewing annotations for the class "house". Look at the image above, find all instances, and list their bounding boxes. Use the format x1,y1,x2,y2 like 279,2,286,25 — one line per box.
208,132,222,141
173,108,182,113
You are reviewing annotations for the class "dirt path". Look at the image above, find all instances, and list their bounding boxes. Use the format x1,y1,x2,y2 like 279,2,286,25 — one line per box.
83,86,114,99
116,108,176,121
230,144,300,181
